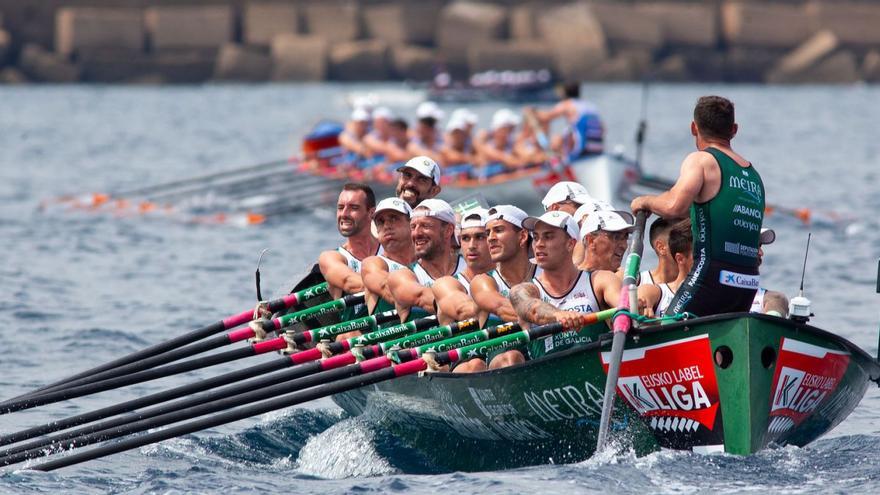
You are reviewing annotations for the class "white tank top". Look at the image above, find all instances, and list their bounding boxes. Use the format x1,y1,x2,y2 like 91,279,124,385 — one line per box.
533,271,600,315
455,272,472,295
638,269,655,287
412,255,466,288
337,244,382,273
378,254,410,273
655,283,677,316
489,263,538,298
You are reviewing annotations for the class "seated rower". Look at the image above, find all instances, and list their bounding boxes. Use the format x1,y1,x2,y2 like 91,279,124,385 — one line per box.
570,197,613,267
541,181,592,215
641,219,692,317
338,108,372,158
530,82,604,160
317,183,379,300
395,155,442,208
383,119,411,164
577,210,635,273
441,116,477,167
639,218,678,286
509,211,625,359
407,102,445,164
514,122,549,165
340,197,416,342
751,228,789,317
475,109,527,172
362,106,395,158
387,199,465,322
469,205,537,369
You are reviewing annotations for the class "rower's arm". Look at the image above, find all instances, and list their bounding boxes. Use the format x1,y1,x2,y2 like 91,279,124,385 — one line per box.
631,152,706,218
406,141,441,164
509,282,559,325
593,270,623,309
361,256,393,305
318,251,364,298
471,275,518,322
388,269,435,315
338,132,368,157
362,133,387,156
431,276,478,325
532,102,566,125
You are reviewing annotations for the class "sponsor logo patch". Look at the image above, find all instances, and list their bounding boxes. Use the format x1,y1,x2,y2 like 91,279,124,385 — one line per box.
719,270,759,289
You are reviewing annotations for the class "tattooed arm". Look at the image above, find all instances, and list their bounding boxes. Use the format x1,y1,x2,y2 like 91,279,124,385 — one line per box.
509,282,588,329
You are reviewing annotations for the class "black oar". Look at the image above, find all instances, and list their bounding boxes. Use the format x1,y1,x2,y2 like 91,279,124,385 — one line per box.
596,210,648,450
3,282,328,403
27,322,573,471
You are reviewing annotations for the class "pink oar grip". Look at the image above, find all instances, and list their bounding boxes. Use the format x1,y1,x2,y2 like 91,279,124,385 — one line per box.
289,348,322,365
227,327,255,343
613,285,633,334
320,353,356,370
222,310,253,329
253,338,287,354
360,356,392,373
393,358,428,376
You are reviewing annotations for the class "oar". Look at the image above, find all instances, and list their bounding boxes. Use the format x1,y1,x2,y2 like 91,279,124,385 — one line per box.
27,321,578,471
0,316,452,464
0,311,403,449
596,210,648,451
6,282,329,402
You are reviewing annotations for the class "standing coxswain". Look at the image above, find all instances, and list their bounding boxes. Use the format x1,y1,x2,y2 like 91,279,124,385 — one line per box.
631,96,765,316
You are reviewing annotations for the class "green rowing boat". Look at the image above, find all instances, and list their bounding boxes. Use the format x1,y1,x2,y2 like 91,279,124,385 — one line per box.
333,313,880,471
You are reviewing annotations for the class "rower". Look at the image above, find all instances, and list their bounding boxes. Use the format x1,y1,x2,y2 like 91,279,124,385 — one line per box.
338,107,372,158
395,155,442,208
383,118,411,164
441,116,477,167
530,82,604,160
317,183,379,300
475,108,526,173
577,210,635,273
642,219,692,317
638,218,678,286
362,106,395,159
570,197,613,267
407,101,445,163
509,211,623,359
541,181,591,215
751,228,789,317
469,204,537,369
340,197,416,341
631,95,765,316
387,198,465,322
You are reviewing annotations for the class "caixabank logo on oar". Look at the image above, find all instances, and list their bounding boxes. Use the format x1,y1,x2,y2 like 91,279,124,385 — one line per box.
766,338,850,442
601,334,724,450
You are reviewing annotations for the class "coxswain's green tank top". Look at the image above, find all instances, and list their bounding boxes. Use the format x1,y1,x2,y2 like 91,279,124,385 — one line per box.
691,148,765,268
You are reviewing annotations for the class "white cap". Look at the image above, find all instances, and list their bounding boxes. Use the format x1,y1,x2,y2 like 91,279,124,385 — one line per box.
486,204,528,229
579,210,635,240
350,108,370,122
351,94,377,112
572,198,614,224
416,101,444,120
413,198,456,225
451,108,479,125
522,211,580,240
398,156,441,185
541,181,591,210
373,197,412,219
460,208,489,230
490,108,521,130
445,116,468,133
760,228,776,245
373,106,393,120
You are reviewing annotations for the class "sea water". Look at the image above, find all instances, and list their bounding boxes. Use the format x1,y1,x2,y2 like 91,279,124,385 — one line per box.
1,83,879,493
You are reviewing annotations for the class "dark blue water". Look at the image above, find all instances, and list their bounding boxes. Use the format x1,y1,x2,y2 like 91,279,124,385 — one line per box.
2,83,879,493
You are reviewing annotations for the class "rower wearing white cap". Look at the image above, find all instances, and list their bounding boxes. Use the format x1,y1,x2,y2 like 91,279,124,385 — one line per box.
407,101,445,163
541,181,591,215
450,108,479,136
395,155,442,208
577,210,635,273
475,109,527,171
362,106,395,159
318,183,380,299
469,204,537,369
508,211,623,359
441,116,477,167
338,107,373,158
387,198,466,322
570,197,614,267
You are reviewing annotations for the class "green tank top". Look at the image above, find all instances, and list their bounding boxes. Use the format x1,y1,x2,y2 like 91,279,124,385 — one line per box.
691,147,764,267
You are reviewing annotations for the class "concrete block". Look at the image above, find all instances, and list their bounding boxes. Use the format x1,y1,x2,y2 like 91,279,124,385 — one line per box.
244,2,299,47
78,48,215,83
271,33,328,81
213,43,271,81
613,47,654,78
771,50,858,84
591,2,664,51
55,8,143,57
437,1,508,68
364,2,441,45
640,2,717,48
303,1,360,43
722,1,814,49
654,54,690,82
537,2,607,81
807,1,880,47
766,30,839,84
0,67,28,84
592,55,638,81
724,47,784,82
145,6,232,50
509,4,537,40
673,47,725,82
862,50,880,83
19,43,80,82
0,29,9,65
391,44,436,81
467,41,550,73
329,39,390,81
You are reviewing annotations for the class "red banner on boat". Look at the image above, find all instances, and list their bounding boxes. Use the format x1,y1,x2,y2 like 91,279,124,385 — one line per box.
767,338,850,437
601,334,722,443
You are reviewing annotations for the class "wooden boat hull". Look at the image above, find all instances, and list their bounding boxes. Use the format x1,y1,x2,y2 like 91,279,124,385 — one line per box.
332,314,880,471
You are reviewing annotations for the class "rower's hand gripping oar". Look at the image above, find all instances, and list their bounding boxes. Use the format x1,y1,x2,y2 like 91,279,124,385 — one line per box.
596,210,648,451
